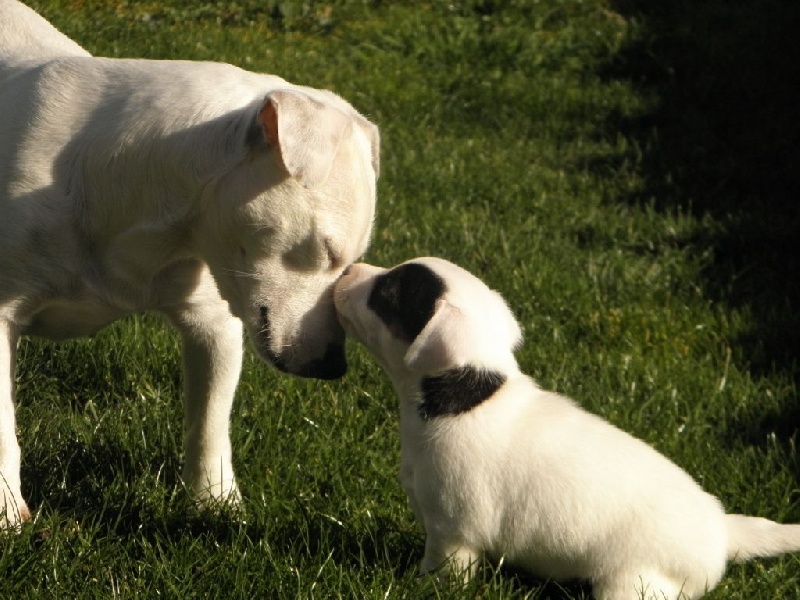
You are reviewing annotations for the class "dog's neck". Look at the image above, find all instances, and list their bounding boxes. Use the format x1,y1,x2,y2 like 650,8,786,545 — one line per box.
62,104,261,287
407,365,511,421
67,102,257,241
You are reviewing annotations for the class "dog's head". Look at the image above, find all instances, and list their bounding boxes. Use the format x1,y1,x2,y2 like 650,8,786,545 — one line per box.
201,88,379,379
334,258,523,414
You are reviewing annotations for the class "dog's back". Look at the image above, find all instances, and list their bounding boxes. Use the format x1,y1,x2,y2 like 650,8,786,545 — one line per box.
0,0,89,60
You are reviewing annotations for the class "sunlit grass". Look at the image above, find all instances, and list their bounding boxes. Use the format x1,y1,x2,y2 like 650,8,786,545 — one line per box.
3,1,799,597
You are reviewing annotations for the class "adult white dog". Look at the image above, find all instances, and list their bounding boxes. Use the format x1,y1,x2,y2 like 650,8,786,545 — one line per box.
0,0,379,527
334,257,800,600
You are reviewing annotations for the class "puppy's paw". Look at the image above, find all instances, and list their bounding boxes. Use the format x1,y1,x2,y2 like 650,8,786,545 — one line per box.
419,545,481,585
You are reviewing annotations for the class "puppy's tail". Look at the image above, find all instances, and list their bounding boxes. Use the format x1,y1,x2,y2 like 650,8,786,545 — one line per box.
726,514,800,562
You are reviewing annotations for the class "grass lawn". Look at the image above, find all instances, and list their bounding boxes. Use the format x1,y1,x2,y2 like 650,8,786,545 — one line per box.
2,0,800,597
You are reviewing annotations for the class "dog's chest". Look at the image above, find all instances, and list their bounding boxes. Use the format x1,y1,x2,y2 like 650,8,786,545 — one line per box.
22,264,149,340
23,291,136,340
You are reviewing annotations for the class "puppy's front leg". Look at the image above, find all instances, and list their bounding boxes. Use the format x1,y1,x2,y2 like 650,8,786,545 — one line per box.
0,321,30,527
399,460,425,524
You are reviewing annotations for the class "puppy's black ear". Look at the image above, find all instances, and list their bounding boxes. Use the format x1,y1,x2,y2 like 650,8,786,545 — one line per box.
258,90,350,188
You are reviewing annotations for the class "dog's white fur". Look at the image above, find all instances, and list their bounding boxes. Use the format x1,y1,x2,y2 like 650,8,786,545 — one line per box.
0,0,379,526
335,258,800,600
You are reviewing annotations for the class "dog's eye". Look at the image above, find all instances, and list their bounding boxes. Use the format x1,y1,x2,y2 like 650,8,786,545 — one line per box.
323,239,340,270
282,235,337,272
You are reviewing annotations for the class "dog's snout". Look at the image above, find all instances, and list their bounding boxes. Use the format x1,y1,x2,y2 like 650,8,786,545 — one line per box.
284,342,347,380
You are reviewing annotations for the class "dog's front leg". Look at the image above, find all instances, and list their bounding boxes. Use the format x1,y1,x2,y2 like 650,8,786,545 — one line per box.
160,275,244,509
399,460,425,524
157,261,244,509
0,321,31,527
177,306,244,508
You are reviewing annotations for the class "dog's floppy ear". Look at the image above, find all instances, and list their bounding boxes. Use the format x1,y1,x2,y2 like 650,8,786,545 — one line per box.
404,299,469,374
354,114,380,178
258,90,349,188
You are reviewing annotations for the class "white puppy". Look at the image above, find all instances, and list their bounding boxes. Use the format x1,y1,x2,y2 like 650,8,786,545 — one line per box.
334,257,800,600
0,0,379,526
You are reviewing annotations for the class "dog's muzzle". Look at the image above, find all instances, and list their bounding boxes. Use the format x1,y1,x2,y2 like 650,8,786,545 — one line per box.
273,342,348,380
257,306,348,380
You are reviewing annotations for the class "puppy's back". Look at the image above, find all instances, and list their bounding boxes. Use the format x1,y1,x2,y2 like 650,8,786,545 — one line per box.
455,376,728,587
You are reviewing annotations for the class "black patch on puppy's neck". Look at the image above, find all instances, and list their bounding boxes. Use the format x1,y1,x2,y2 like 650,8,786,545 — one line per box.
419,367,506,420
367,262,446,342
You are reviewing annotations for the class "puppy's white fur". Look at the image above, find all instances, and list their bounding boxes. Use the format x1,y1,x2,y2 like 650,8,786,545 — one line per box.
0,0,379,526
335,258,800,600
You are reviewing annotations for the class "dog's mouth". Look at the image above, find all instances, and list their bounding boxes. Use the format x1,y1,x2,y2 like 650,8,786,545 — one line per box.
255,306,347,380
262,342,346,380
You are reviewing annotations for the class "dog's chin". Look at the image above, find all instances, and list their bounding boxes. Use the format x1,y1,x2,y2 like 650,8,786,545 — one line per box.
251,307,347,379
255,338,348,380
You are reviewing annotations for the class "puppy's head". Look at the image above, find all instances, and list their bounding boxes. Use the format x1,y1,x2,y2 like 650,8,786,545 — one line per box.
334,258,523,385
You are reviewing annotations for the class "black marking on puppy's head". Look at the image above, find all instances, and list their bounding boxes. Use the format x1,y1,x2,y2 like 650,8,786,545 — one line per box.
419,367,506,420
367,262,446,342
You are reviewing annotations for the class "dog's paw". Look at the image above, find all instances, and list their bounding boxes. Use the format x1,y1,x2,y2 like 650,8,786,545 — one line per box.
1,496,32,532
183,472,243,515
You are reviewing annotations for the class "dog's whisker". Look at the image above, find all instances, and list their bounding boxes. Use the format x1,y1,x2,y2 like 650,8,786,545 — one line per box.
221,268,259,279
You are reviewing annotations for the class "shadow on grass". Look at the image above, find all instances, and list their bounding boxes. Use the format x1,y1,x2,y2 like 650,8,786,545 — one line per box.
605,0,800,391
21,437,588,598
20,433,182,522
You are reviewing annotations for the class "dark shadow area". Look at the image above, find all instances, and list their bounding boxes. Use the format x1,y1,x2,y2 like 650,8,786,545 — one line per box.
606,0,800,388
20,438,589,598
20,433,183,521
